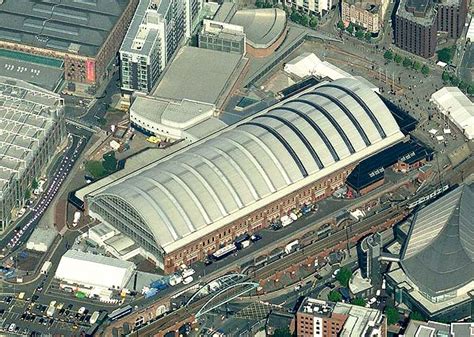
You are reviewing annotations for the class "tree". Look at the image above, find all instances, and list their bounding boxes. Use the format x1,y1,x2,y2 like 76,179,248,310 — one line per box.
383,50,393,61
328,290,342,302
459,80,468,91
337,20,345,30
385,306,400,325
102,151,117,172
412,61,421,71
24,189,31,200
31,178,39,190
290,10,301,24
346,22,354,34
255,0,265,7
274,327,292,337
442,70,450,82
355,29,365,39
421,64,430,76
437,46,455,63
300,14,310,27
309,15,318,28
467,84,474,95
410,311,425,321
336,267,352,287
351,297,367,307
394,54,403,64
450,75,460,86
364,32,372,42
402,57,413,68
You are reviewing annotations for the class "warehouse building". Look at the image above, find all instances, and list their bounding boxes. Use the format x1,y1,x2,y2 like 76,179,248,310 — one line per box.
0,0,139,91
387,183,474,321
85,78,405,273
55,250,136,290
0,76,66,231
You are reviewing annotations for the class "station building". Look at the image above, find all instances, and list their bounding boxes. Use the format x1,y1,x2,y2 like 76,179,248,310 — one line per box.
0,0,139,91
84,78,406,273
0,76,66,231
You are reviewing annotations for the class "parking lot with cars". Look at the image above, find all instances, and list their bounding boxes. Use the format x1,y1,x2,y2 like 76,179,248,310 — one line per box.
0,294,99,336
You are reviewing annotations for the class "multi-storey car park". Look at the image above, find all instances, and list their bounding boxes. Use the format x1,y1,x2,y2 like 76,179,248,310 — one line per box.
83,78,407,273
0,76,66,231
0,0,139,91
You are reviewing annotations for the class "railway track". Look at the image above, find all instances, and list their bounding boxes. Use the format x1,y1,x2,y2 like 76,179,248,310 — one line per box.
256,205,407,280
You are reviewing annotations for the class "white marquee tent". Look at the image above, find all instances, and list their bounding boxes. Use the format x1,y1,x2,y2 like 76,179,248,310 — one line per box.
55,250,136,289
431,87,474,140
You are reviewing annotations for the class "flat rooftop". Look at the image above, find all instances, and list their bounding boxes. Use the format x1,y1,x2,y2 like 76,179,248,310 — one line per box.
152,46,245,105
0,76,63,197
0,0,131,57
397,0,436,26
0,56,63,92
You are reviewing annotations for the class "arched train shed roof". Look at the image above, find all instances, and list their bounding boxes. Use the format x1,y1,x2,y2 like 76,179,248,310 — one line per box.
88,78,404,253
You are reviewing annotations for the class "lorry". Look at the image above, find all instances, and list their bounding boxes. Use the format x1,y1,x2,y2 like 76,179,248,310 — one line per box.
40,261,52,275
46,305,56,317
285,240,299,254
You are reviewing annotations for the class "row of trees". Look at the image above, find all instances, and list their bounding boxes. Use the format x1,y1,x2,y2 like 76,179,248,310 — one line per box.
383,50,430,75
289,9,318,28
337,21,372,42
442,71,474,95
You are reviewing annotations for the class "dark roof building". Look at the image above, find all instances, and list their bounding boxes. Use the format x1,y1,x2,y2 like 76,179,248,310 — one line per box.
387,183,474,321
0,0,139,88
394,0,468,58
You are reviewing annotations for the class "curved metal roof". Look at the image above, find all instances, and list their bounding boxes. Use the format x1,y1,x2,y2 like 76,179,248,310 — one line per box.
89,78,403,252
230,8,286,49
401,183,474,295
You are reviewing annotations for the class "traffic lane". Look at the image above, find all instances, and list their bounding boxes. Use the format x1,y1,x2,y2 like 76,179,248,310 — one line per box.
4,134,84,254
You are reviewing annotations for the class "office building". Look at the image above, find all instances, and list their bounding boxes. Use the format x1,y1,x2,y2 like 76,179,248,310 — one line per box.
404,320,474,337
0,77,66,231
358,232,382,284
296,297,387,336
0,0,139,90
341,0,389,33
84,78,405,273
284,0,333,16
119,0,202,94
198,20,246,55
387,183,474,321
395,0,468,58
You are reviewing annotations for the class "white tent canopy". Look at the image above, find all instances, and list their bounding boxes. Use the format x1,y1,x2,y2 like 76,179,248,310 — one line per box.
55,250,136,289
431,87,474,140
284,52,351,80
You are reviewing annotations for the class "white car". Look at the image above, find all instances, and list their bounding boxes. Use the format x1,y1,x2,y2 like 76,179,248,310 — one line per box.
8,323,15,332
182,276,193,285
181,268,195,278
78,307,86,315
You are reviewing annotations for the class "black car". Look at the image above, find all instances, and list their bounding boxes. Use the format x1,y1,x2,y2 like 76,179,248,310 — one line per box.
31,295,39,302
204,258,213,266
67,304,73,310
251,234,262,242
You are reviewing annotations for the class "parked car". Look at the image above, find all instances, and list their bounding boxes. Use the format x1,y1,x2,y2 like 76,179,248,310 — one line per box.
182,276,193,285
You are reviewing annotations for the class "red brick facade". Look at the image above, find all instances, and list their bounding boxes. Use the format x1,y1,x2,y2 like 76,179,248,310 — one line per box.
163,165,355,273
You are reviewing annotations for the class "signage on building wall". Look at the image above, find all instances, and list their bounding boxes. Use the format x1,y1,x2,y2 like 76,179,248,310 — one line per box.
86,59,95,82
